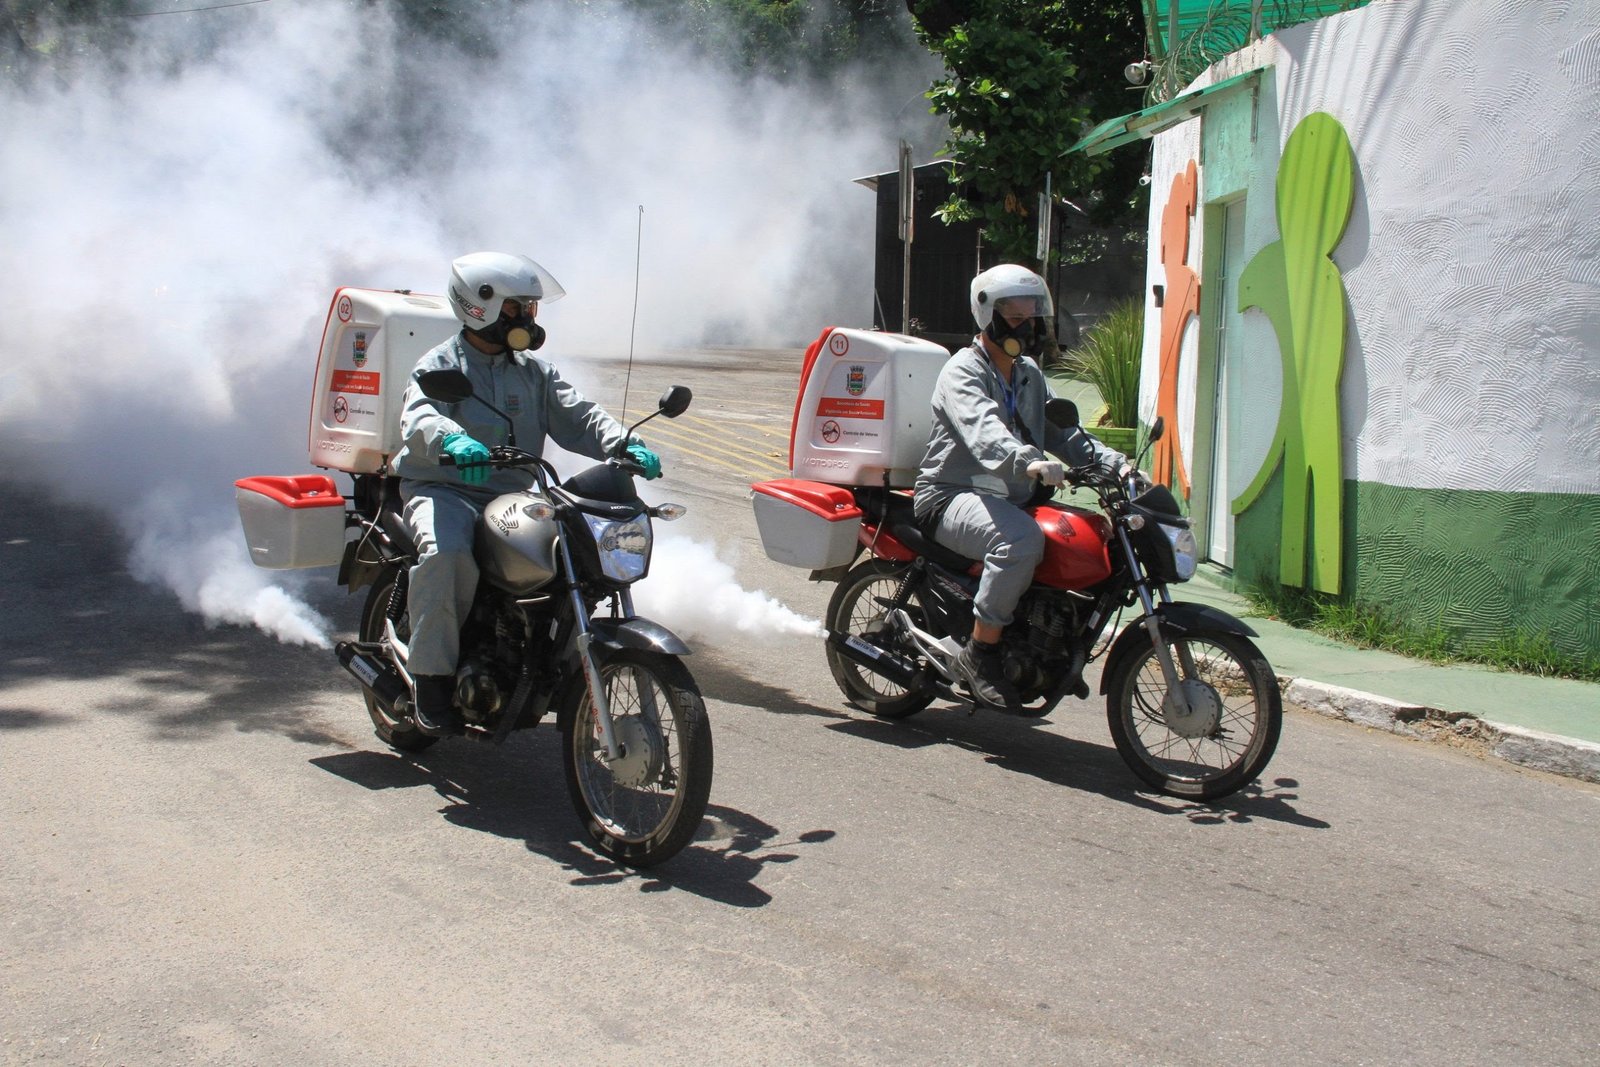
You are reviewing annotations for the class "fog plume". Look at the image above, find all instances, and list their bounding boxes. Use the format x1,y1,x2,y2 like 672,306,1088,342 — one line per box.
0,1,941,646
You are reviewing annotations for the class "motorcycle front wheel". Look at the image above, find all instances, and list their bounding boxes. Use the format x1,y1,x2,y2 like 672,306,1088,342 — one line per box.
561,649,713,867
358,569,437,753
824,559,935,719
1105,627,1282,800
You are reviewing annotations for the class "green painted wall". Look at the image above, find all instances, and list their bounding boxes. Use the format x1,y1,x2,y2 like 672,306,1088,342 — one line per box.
1233,477,1600,659
1199,86,1256,196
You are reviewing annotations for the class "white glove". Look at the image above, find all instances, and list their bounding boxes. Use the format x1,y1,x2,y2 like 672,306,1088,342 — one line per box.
1027,460,1065,487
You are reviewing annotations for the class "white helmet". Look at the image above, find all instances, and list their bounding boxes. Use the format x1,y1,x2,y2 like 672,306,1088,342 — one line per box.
970,263,1052,331
446,251,566,330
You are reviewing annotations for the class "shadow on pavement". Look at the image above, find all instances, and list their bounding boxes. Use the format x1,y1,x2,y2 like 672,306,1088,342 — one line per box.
0,492,364,746
311,735,838,908
825,700,1330,831
692,655,850,721
676,644,1329,829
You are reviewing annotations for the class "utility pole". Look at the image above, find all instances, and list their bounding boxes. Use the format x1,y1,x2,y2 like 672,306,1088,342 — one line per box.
898,139,914,333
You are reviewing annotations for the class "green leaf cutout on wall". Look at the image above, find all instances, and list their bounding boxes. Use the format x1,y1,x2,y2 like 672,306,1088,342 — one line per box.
1232,111,1355,595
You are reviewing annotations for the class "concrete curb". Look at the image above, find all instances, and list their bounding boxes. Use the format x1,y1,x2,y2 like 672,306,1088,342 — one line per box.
1281,677,1600,786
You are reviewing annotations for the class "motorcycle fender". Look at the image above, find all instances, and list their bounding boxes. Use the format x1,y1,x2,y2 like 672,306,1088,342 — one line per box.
338,539,387,595
586,617,692,658
1097,601,1259,695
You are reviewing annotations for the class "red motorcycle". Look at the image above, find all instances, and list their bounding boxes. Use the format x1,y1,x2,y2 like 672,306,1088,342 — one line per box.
754,402,1281,800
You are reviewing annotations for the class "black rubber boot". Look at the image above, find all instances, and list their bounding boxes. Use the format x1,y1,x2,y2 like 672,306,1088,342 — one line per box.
954,639,1020,708
411,674,462,737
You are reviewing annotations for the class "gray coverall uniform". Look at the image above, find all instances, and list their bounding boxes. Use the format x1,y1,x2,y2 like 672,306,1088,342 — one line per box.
913,340,1120,629
392,333,630,676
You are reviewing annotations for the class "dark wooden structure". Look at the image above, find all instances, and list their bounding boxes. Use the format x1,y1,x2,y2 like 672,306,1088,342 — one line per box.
856,161,1143,355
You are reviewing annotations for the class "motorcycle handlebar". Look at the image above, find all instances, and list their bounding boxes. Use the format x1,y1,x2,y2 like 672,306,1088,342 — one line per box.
438,448,573,496
1065,461,1112,487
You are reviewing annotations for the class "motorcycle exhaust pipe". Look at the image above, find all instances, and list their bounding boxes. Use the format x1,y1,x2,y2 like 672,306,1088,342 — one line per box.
827,630,922,689
336,640,408,707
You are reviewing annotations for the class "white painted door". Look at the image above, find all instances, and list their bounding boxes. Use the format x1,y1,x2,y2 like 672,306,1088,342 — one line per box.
1206,201,1247,567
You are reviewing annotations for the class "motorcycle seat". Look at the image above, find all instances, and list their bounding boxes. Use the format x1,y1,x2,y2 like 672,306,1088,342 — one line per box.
854,487,979,573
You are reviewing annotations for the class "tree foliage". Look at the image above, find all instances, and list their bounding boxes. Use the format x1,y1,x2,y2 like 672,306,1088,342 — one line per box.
4,1,914,80
628,0,914,79
908,1,1148,267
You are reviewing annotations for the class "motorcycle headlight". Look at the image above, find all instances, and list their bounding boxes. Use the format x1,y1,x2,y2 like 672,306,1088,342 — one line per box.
584,513,652,583
1161,523,1198,581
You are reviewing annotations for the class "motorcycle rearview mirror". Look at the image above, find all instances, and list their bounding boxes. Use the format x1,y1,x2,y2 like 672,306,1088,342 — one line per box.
416,368,474,404
658,385,692,419
1133,415,1164,469
1045,397,1080,429
416,368,517,446
618,385,694,457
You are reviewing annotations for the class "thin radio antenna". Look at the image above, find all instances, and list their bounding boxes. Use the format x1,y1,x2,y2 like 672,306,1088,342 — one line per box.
621,204,644,421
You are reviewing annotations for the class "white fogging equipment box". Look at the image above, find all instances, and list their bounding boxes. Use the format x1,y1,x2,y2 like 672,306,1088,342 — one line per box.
308,288,458,474
234,475,347,569
788,327,950,488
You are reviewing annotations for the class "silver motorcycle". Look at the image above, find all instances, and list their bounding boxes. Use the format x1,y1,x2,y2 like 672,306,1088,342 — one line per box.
335,369,711,866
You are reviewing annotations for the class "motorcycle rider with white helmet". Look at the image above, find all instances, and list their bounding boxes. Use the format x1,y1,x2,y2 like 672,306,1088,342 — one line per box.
392,251,662,737
914,263,1127,708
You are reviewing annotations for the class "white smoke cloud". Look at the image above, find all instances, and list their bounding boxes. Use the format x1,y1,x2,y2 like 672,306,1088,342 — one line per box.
129,523,332,648
0,1,942,645
633,534,824,643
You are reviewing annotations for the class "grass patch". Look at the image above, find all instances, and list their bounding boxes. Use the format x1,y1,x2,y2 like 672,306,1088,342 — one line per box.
1241,581,1600,683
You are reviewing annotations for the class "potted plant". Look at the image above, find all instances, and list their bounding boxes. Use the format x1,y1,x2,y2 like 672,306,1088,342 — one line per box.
1062,298,1142,457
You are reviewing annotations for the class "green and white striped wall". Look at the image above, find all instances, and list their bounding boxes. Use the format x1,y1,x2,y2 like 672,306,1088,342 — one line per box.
1140,0,1600,658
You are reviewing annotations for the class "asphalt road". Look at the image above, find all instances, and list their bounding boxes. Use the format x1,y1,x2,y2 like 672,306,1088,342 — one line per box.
3,347,1598,1065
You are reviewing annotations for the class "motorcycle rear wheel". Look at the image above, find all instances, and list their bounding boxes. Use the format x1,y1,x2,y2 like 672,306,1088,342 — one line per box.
561,649,713,868
358,569,438,753
1105,627,1282,800
824,559,935,719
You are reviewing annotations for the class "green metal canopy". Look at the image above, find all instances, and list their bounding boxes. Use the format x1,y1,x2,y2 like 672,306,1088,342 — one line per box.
1069,67,1264,156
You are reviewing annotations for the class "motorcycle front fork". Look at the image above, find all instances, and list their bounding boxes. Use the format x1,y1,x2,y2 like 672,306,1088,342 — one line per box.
1115,527,1198,716
561,537,625,763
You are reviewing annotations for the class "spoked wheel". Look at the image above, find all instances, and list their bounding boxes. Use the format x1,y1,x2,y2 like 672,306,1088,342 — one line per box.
358,569,437,753
823,559,936,719
561,649,712,867
1106,626,1282,800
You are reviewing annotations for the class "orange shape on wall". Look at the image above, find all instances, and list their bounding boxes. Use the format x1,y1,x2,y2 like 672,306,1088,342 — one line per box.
1154,160,1200,499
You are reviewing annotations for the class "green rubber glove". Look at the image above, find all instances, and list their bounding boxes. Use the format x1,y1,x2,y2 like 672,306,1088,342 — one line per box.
441,432,491,486
625,442,662,480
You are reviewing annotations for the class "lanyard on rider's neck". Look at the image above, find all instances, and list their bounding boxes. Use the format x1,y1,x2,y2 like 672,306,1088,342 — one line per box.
988,353,1019,430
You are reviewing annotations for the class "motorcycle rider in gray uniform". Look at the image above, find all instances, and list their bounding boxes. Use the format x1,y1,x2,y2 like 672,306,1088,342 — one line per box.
392,251,662,737
915,264,1126,708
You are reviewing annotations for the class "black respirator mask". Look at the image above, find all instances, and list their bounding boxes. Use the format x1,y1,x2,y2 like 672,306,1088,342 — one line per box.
985,315,1038,359
475,308,546,352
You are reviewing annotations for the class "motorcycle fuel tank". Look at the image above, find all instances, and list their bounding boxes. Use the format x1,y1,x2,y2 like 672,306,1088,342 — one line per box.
476,492,560,595
1030,504,1115,589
